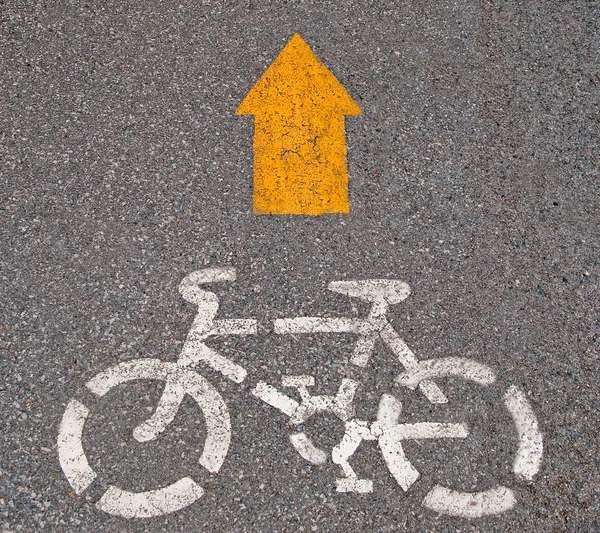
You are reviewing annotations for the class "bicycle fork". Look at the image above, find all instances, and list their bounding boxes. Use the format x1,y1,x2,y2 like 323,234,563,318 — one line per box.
273,298,448,404
133,269,257,443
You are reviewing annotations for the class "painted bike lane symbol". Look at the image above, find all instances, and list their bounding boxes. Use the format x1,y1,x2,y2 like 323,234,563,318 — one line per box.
57,268,543,519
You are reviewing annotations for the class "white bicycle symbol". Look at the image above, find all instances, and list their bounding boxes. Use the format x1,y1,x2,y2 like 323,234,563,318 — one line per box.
58,268,543,519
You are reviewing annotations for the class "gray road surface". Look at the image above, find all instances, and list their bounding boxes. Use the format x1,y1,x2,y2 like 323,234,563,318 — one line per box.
1,1,599,531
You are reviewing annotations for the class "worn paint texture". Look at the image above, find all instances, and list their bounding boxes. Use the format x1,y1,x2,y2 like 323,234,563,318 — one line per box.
236,34,361,215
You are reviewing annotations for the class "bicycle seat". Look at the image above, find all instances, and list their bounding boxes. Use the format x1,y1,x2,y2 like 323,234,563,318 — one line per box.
328,280,410,304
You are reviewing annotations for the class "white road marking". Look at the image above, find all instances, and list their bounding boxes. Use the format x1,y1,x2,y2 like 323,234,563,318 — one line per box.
335,379,360,416
332,419,374,491
275,314,448,405
350,334,377,366
252,382,299,417
332,420,375,494
504,385,543,481
374,392,402,427
96,478,204,519
335,477,374,493
289,433,328,464
327,279,411,305
58,359,231,518
377,325,421,374
179,267,237,287
378,431,420,491
417,380,449,404
381,422,469,440
371,394,468,442
178,341,248,383
274,317,380,335
133,380,186,442
57,273,545,521
379,325,447,403
57,399,97,494
397,357,496,388
176,267,256,383
280,375,358,424
85,359,230,473
281,375,315,388
181,290,219,333
179,312,255,384
422,485,516,518
86,359,153,396
332,395,469,494
371,394,468,491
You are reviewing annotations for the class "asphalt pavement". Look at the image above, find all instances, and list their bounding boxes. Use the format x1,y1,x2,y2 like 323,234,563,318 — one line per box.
1,1,599,531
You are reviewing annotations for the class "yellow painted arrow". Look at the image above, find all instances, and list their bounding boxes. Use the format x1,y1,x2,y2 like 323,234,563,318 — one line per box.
236,34,361,215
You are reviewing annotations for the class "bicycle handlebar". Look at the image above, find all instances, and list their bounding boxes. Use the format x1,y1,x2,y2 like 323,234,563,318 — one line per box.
179,268,236,306
180,268,237,288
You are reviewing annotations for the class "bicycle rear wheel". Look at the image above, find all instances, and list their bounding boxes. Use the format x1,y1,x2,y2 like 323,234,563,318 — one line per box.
57,359,231,518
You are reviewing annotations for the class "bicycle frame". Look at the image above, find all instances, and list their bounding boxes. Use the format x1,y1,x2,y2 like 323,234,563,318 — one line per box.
57,268,543,520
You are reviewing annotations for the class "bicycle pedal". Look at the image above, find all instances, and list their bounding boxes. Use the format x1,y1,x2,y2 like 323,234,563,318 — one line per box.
335,478,373,493
282,375,315,388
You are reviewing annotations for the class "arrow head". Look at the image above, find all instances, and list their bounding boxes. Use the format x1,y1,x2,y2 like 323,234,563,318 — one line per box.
236,34,361,116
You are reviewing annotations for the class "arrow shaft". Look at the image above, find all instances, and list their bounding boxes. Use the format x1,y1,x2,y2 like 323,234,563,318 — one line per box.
253,112,350,215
